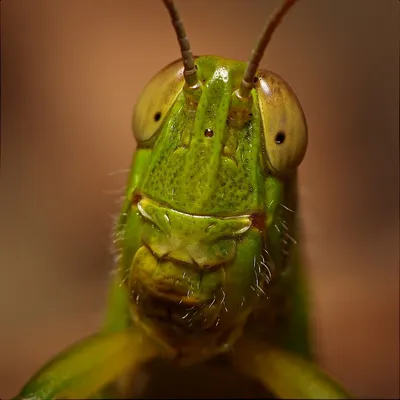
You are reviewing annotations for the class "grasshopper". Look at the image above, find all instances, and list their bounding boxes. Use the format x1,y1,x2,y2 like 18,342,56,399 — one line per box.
14,0,353,398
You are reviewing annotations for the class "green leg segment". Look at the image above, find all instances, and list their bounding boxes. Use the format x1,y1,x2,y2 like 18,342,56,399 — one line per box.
231,337,352,399
14,328,158,399
13,273,159,399
96,269,145,398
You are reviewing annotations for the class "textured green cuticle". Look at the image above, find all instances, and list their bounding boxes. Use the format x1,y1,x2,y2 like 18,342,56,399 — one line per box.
139,58,264,216
138,197,252,267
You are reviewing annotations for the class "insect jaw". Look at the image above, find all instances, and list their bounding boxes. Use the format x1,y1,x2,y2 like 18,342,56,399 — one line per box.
130,274,225,332
127,250,230,361
129,274,249,365
127,232,227,331
121,195,271,359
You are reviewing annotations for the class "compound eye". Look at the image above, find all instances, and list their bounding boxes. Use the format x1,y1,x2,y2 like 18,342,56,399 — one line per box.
132,59,185,142
256,70,308,174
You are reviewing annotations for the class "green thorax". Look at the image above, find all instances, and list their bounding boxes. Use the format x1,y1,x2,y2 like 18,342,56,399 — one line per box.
138,56,264,216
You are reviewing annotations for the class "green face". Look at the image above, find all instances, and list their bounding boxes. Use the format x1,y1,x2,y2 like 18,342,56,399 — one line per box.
116,55,307,363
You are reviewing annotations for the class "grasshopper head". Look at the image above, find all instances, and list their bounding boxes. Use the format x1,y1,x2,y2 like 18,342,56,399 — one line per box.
119,0,307,364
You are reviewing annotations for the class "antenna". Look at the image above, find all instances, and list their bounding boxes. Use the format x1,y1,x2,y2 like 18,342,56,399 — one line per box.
162,0,199,88
239,0,300,98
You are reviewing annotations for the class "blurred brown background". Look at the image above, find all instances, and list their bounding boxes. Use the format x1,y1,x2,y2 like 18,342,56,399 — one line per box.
1,0,399,398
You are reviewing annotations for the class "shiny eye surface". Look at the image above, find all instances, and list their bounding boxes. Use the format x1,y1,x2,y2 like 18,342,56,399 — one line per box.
132,59,185,142
256,70,308,175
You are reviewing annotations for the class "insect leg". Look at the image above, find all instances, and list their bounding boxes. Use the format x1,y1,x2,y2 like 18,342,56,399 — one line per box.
231,337,352,399
13,328,159,399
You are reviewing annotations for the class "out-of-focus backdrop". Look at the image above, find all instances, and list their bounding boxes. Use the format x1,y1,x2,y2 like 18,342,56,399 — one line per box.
1,0,399,398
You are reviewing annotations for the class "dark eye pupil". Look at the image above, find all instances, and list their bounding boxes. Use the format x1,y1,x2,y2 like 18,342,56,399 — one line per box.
204,128,214,137
275,131,286,144
154,111,162,122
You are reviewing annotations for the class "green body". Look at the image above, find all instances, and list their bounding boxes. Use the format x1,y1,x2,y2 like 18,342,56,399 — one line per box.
14,56,352,399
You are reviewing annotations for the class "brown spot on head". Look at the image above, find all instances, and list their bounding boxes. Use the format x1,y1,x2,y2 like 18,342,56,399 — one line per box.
132,193,142,205
251,212,266,231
